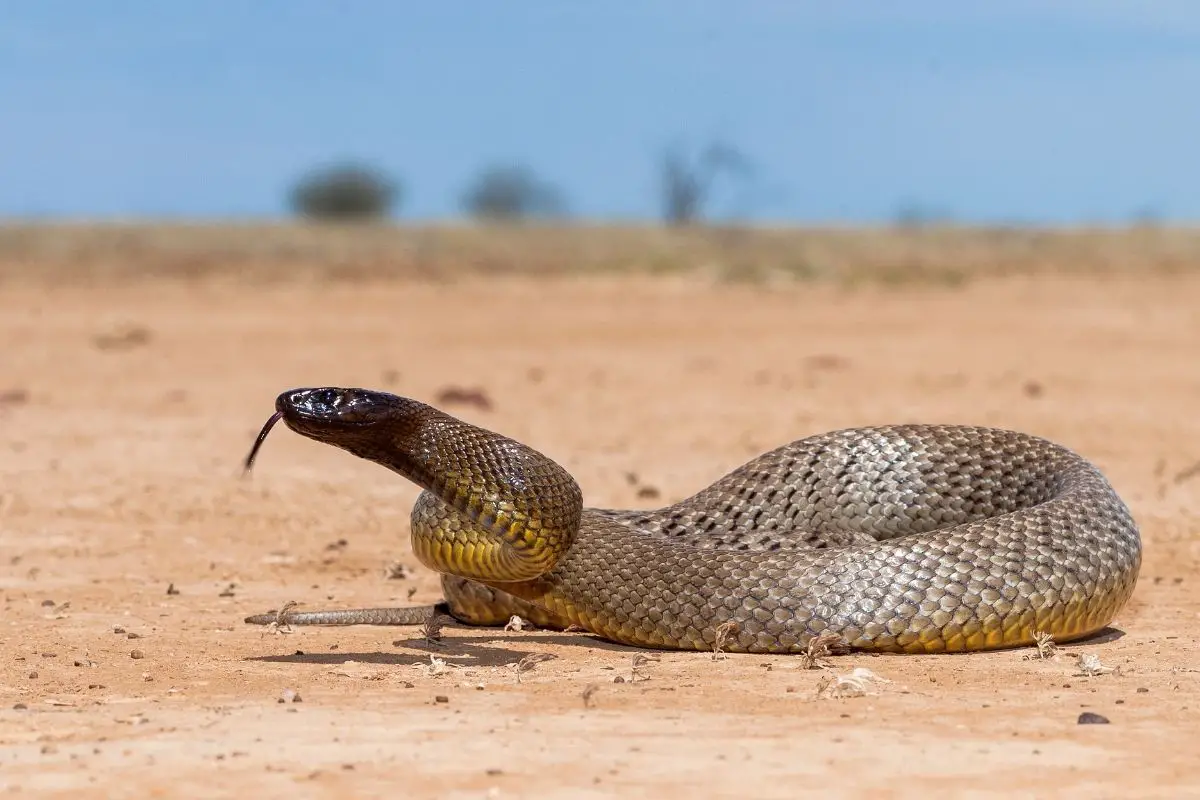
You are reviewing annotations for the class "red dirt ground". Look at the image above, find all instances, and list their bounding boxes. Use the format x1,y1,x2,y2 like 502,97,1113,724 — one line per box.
1,273,1198,798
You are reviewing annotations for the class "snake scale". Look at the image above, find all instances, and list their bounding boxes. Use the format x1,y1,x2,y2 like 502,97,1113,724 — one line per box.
242,387,1141,655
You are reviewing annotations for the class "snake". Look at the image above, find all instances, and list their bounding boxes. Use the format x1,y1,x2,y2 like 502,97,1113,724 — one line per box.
241,387,1142,655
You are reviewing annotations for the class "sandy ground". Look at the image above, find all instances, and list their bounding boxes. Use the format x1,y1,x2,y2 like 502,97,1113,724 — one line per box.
1,273,1198,798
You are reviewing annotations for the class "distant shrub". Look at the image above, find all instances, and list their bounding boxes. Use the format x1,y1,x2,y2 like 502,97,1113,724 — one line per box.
288,163,401,221
460,164,568,222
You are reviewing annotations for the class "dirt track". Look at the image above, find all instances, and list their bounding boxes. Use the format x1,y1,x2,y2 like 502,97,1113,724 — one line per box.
2,273,1198,798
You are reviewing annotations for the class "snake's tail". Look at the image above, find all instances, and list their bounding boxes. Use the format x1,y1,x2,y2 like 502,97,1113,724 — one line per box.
243,603,457,627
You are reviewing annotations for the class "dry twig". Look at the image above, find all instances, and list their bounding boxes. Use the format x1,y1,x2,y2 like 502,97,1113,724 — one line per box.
630,653,661,683
513,652,557,684
413,654,456,678
1075,653,1118,677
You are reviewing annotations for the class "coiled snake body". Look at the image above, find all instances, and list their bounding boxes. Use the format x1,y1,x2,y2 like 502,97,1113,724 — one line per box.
243,388,1141,655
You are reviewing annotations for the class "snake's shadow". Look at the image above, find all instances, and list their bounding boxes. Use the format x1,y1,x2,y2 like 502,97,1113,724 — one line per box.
244,630,635,668
246,626,1128,667
1066,626,1125,646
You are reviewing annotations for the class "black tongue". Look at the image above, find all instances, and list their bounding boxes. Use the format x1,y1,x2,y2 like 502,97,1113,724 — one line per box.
243,410,284,475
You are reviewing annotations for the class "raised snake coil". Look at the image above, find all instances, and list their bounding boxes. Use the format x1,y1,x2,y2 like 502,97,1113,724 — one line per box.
244,389,1142,655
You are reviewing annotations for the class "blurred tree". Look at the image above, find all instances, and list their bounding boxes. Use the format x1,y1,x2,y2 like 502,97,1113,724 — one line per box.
288,162,401,221
658,139,754,226
1130,204,1163,227
892,199,954,229
460,164,568,222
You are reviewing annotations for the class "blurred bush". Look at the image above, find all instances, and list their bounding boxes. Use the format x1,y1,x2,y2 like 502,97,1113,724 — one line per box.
288,162,401,221
460,164,568,222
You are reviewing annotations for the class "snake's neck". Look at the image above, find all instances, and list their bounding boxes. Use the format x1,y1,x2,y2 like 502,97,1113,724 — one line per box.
312,404,585,580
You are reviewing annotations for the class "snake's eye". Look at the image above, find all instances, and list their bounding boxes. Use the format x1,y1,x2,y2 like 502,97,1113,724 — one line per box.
314,389,340,408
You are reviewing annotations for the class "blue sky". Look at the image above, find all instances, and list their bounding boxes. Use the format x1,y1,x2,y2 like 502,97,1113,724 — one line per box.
3,2,1200,223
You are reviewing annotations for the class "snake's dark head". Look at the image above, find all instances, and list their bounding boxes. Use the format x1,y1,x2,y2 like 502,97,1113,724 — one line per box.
277,387,395,430
243,387,423,474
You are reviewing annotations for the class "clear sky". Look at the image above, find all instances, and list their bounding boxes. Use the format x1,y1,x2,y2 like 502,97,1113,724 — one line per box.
3,2,1199,223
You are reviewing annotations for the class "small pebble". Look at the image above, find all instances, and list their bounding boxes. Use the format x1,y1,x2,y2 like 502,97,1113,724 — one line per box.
27,671,38,679
435,695,449,704
12,703,27,710
130,650,145,660
1078,712,1110,725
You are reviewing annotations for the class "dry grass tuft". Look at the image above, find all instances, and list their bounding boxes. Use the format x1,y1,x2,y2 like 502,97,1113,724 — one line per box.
421,612,449,646
801,630,851,670
711,621,739,660
1025,630,1060,661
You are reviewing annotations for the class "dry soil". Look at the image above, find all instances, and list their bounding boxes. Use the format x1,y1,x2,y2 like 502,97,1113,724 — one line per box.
1,272,1198,799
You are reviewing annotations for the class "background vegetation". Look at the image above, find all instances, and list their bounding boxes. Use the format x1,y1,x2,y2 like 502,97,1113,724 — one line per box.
1,220,1193,286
